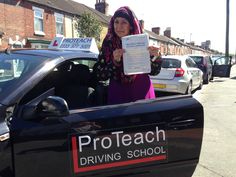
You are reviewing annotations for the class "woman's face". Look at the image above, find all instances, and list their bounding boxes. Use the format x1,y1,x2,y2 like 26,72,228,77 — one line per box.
114,17,131,38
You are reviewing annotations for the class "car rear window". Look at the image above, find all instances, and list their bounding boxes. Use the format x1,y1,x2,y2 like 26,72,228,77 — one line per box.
162,59,181,68
190,56,203,64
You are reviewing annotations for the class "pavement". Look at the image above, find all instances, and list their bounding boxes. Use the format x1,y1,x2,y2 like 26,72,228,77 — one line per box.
192,65,236,177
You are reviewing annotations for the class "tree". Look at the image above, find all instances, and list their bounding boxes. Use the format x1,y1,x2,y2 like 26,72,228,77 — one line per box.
75,12,102,43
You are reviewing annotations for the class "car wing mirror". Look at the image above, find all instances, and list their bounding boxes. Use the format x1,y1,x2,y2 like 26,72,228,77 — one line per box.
37,96,69,117
22,96,69,120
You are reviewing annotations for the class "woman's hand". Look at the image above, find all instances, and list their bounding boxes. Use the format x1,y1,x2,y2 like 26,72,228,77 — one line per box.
113,49,125,63
148,46,160,57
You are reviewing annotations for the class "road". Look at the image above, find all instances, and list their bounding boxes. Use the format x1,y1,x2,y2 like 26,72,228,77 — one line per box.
192,65,236,177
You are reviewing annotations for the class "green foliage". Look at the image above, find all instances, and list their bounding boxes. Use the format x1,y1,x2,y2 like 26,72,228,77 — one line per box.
75,12,102,42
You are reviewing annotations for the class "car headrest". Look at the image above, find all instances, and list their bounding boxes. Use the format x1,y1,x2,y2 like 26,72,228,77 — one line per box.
70,64,90,85
57,61,74,72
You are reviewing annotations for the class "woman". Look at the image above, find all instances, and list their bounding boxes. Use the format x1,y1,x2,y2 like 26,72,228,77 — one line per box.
95,6,162,104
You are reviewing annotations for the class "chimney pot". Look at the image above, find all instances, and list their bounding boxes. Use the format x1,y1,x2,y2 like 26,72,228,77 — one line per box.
164,27,171,38
152,27,160,35
95,0,109,15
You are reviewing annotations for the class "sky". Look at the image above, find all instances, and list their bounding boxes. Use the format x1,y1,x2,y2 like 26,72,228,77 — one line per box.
74,0,236,54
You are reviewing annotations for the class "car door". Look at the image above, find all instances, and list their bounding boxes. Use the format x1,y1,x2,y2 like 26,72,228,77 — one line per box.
66,96,203,177
213,56,232,77
10,91,203,177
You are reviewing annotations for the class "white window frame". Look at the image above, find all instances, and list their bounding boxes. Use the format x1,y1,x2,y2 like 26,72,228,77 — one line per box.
33,6,45,36
55,13,64,37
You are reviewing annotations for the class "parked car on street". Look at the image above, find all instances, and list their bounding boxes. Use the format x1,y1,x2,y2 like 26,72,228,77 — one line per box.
0,38,205,177
188,54,213,84
150,55,203,94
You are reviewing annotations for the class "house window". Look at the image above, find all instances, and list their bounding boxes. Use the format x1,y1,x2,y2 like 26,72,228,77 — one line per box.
33,7,45,36
55,13,64,36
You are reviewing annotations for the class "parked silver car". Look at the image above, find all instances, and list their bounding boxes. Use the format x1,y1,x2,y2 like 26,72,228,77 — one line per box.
150,55,203,94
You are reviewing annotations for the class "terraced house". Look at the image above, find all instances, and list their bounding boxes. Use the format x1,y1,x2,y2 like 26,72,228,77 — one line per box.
0,0,110,49
0,0,215,55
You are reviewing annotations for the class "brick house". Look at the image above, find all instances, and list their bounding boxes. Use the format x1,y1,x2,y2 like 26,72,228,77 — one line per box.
0,0,214,55
149,27,213,55
1,0,53,49
145,29,180,55
0,0,110,50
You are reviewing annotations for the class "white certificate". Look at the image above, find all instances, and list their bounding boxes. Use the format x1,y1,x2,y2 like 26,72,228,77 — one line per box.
122,33,150,75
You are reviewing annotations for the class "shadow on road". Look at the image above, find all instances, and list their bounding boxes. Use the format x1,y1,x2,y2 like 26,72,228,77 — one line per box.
230,76,236,80
211,79,226,82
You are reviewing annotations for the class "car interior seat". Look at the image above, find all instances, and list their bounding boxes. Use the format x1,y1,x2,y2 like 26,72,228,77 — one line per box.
90,62,108,106
56,64,94,109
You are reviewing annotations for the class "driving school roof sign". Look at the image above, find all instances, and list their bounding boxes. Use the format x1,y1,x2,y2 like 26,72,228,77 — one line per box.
49,37,99,54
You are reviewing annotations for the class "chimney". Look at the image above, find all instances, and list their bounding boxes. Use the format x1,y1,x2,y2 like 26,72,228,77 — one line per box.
139,20,144,30
164,27,171,38
152,27,160,35
190,41,195,46
95,0,109,16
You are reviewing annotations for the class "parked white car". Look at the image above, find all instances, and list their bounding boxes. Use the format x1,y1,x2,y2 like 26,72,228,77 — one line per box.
150,55,203,94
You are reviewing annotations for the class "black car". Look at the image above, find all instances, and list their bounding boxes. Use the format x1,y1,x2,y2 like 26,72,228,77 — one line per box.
0,46,205,177
0,33,233,176
188,54,213,84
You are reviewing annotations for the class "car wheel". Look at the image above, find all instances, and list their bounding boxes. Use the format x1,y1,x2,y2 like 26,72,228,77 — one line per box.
198,79,203,90
210,74,214,81
204,74,209,84
185,81,192,94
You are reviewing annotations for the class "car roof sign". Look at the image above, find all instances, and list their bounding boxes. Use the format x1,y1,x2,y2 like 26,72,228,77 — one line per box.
49,37,64,49
48,37,99,54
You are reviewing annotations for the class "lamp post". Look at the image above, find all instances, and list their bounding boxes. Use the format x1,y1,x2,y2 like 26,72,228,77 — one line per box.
225,0,230,58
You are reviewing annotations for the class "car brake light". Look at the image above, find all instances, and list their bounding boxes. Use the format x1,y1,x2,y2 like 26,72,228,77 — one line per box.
175,68,185,77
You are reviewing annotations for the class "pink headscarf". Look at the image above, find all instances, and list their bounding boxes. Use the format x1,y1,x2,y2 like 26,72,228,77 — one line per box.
100,6,143,83
106,6,142,41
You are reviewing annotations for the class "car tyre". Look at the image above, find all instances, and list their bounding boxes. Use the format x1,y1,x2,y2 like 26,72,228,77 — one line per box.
198,79,203,90
185,81,192,94
210,73,214,81
204,74,209,84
